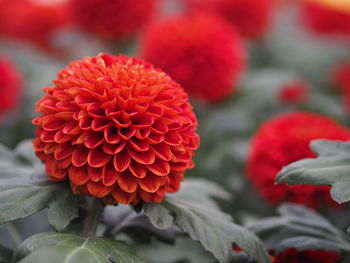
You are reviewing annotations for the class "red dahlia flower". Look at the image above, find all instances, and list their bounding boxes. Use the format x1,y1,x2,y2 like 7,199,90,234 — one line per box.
246,112,350,208
0,0,70,51
301,0,350,36
32,53,199,205
183,0,276,39
273,249,342,263
70,0,158,41
0,56,22,117
140,12,245,103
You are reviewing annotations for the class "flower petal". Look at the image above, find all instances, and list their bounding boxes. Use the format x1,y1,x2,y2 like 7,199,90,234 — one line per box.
164,131,182,146
113,149,131,172
129,137,150,151
112,187,137,204
72,146,89,167
62,121,81,135
87,147,111,168
102,162,119,186
138,173,166,193
88,166,103,182
87,181,114,197
117,172,138,193
104,125,121,144
84,132,104,148
151,143,172,161
102,140,126,154
42,118,65,131
69,166,89,185
147,159,170,176
129,161,147,178
127,146,155,165
54,143,75,160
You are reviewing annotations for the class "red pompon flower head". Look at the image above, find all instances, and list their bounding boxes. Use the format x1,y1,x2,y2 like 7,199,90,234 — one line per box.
278,80,308,105
246,112,350,208
183,0,276,39
301,0,350,37
32,53,199,205
0,55,22,117
70,0,158,41
272,249,342,263
0,0,70,51
140,12,245,103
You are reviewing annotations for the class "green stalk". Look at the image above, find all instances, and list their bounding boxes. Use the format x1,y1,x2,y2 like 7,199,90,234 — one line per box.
83,198,104,237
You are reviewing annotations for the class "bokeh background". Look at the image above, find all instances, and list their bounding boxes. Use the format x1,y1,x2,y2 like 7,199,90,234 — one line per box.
1,0,350,262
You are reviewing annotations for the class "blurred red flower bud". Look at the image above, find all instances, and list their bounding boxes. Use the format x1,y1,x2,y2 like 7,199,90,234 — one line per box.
140,12,245,103
0,55,22,118
273,248,342,263
69,0,158,41
247,112,350,208
301,0,350,36
183,0,276,39
0,0,70,51
278,80,308,104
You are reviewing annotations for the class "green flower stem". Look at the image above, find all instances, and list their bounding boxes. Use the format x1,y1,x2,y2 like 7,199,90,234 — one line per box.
83,198,104,237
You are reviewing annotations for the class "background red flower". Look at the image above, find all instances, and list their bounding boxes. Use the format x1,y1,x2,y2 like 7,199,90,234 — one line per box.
333,62,350,92
246,112,350,208
140,12,245,103
301,0,350,36
69,0,158,41
331,62,350,115
0,0,70,51
33,53,199,205
0,56,22,118
278,80,308,105
273,249,342,263
183,0,276,39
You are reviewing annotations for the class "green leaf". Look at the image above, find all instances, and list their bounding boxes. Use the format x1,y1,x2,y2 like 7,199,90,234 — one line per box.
14,139,42,167
13,232,146,263
144,179,271,263
275,236,341,255
103,205,181,244
248,204,350,252
276,140,350,204
0,141,78,231
0,244,12,263
0,145,33,179
136,236,214,263
0,172,78,231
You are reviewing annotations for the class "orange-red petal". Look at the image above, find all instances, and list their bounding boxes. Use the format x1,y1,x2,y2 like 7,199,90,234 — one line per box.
87,147,111,168
69,166,89,185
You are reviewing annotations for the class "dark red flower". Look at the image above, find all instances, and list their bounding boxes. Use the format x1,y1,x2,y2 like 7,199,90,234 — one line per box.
301,0,350,37
246,112,350,208
183,0,276,39
278,80,308,104
0,0,70,51
331,62,350,115
70,0,158,41
140,12,245,103
0,55,22,117
273,249,342,263
333,62,350,92
32,53,199,205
